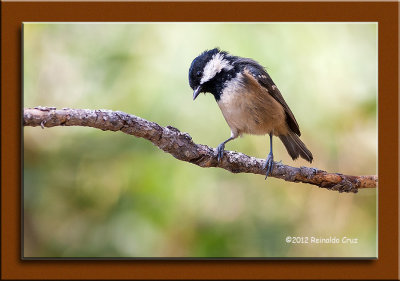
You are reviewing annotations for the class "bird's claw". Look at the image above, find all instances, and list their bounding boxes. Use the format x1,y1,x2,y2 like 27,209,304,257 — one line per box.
263,153,274,179
216,143,225,162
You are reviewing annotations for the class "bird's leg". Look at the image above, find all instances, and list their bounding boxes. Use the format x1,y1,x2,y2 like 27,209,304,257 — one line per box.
217,136,235,162
263,133,274,179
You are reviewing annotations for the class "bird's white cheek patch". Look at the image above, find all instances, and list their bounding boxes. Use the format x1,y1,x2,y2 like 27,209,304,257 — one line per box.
200,53,233,84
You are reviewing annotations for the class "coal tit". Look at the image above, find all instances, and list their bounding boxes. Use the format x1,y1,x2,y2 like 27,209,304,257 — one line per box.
188,48,313,178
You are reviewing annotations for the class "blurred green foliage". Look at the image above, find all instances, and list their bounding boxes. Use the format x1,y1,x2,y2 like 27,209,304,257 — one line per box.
23,23,377,258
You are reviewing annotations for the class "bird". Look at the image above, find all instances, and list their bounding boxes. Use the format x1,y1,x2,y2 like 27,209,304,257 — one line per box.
188,48,313,178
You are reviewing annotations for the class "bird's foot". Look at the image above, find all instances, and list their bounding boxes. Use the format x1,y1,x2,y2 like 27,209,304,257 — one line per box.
263,152,274,179
216,143,225,162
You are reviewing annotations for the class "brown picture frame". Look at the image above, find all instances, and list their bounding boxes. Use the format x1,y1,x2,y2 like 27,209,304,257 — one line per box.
2,1,398,279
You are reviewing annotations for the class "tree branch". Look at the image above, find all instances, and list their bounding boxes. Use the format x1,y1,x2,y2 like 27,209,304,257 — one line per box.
23,107,377,193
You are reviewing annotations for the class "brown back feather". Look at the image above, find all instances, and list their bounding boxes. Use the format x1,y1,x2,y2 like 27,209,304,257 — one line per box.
234,58,301,136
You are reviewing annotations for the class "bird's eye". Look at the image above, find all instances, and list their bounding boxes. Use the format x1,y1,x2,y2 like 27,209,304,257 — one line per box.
196,71,202,78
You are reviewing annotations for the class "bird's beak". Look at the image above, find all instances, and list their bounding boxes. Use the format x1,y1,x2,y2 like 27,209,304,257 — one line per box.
193,86,202,101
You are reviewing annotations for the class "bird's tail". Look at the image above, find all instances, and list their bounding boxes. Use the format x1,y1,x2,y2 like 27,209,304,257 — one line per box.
279,132,313,163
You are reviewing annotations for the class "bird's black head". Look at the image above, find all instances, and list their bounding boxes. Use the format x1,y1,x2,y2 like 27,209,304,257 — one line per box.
189,48,236,101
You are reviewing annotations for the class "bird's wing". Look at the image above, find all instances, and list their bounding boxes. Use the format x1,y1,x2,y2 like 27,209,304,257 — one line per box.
236,58,301,136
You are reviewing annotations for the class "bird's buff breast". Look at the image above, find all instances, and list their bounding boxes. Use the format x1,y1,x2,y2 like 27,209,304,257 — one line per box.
217,73,287,137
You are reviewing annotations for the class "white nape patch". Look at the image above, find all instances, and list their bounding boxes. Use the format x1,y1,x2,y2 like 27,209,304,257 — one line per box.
200,53,233,84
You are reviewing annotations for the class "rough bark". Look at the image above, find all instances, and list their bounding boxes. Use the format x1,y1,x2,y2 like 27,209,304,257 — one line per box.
23,107,378,193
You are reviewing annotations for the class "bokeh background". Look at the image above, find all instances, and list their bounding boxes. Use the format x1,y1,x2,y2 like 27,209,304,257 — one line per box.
23,23,377,258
